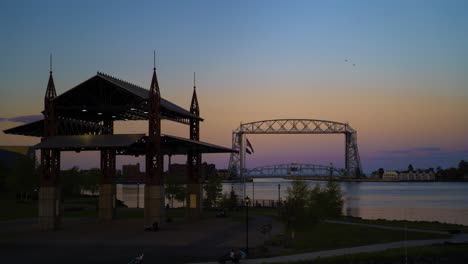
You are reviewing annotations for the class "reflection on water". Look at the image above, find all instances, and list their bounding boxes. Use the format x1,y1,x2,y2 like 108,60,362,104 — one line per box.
116,180,468,225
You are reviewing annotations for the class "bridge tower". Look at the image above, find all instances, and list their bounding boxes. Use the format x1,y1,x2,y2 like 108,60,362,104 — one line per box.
145,54,164,227
186,72,202,219
39,55,62,230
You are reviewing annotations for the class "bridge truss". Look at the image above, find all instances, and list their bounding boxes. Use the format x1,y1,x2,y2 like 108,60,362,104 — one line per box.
246,163,346,178
228,119,363,178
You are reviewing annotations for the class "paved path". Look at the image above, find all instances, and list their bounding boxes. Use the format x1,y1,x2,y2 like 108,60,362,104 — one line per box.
324,220,449,235
0,214,283,264
190,220,468,264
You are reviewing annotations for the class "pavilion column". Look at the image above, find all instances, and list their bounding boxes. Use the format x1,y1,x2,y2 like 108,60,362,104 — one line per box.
39,62,62,230
39,149,62,230
186,72,202,219
186,151,202,219
99,120,116,221
145,61,165,228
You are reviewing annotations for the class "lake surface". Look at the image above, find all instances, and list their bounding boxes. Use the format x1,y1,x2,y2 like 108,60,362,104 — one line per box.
116,179,468,226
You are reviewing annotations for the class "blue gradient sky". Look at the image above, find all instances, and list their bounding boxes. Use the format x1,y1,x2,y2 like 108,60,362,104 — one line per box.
1,0,467,172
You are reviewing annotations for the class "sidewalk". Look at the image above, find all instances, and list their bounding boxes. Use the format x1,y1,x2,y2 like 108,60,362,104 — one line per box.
190,239,446,264
189,220,468,264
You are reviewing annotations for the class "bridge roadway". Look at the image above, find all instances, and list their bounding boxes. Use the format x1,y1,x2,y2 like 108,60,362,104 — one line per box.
244,163,346,178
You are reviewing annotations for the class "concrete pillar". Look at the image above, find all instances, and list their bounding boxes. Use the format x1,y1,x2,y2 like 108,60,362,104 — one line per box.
186,183,202,219
144,184,164,227
38,186,62,230
98,184,115,221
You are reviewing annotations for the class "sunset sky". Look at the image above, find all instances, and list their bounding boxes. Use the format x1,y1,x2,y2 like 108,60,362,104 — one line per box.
1,0,467,173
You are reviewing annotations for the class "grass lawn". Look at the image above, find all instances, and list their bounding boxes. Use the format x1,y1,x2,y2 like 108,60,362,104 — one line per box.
0,195,37,221
253,221,450,257
336,215,468,233
270,244,468,264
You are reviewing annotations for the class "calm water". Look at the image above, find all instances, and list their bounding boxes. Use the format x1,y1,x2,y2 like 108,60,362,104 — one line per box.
116,179,468,226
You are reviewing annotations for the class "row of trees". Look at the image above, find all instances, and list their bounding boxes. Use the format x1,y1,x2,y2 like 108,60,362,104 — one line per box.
1,156,38,200
282,179,344,227
436,160,468,181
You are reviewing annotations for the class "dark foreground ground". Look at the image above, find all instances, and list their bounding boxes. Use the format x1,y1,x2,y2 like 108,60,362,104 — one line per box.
0,215,280,264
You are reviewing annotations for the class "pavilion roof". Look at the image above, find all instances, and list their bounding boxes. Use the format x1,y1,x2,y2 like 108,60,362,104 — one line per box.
3,117,109,137
32,134,236,155
51,72,202,124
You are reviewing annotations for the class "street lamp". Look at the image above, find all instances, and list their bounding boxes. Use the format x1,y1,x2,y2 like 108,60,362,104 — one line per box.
245,196,250,255
278,184,281,206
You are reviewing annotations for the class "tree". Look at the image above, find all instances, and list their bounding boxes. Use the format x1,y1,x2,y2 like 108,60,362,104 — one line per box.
323,181,343,217
408,164,414,172
219,192,230,209
165,175,186,208
6,155,38,201
283,179,309,227
61,167,82,197
378,168,384,178
203,170,223,208
308,183,326,223
81,168,99,195
228,188,238,210
458,160,468,176
0,160,8,191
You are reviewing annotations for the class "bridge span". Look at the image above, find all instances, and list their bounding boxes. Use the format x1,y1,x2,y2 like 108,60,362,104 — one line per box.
245,163,346,178
229,119,363,178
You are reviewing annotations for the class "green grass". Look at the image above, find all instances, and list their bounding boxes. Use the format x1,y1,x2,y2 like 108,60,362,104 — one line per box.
253,221,449,257
336,215,468,233
269,244,468,264
292,222,448,252
0,195,37,221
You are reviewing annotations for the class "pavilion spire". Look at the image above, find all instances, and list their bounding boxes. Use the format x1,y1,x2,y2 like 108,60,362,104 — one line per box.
45,54,57,101
150,51,160,97
190,72,199,116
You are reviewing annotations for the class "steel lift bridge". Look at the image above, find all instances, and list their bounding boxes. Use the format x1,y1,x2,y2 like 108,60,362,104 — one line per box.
245,163,346,178
229,119,363,178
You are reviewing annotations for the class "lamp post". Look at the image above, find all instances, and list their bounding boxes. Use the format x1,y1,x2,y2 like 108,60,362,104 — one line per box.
252,180,255,207
277,184,281,214
245,196,250,255
278,184,281,204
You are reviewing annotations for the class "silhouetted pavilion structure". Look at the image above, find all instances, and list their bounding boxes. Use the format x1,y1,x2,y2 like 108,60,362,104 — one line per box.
5,58,235,230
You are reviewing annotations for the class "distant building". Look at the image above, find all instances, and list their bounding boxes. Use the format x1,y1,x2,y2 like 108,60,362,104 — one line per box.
398,169,435,181
167,162,217,183
217,169,229,179
382,170,399,180
122,163,144,182
120,162,219,183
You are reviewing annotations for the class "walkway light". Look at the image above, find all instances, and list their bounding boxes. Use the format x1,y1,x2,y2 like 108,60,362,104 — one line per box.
245,196,250,255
